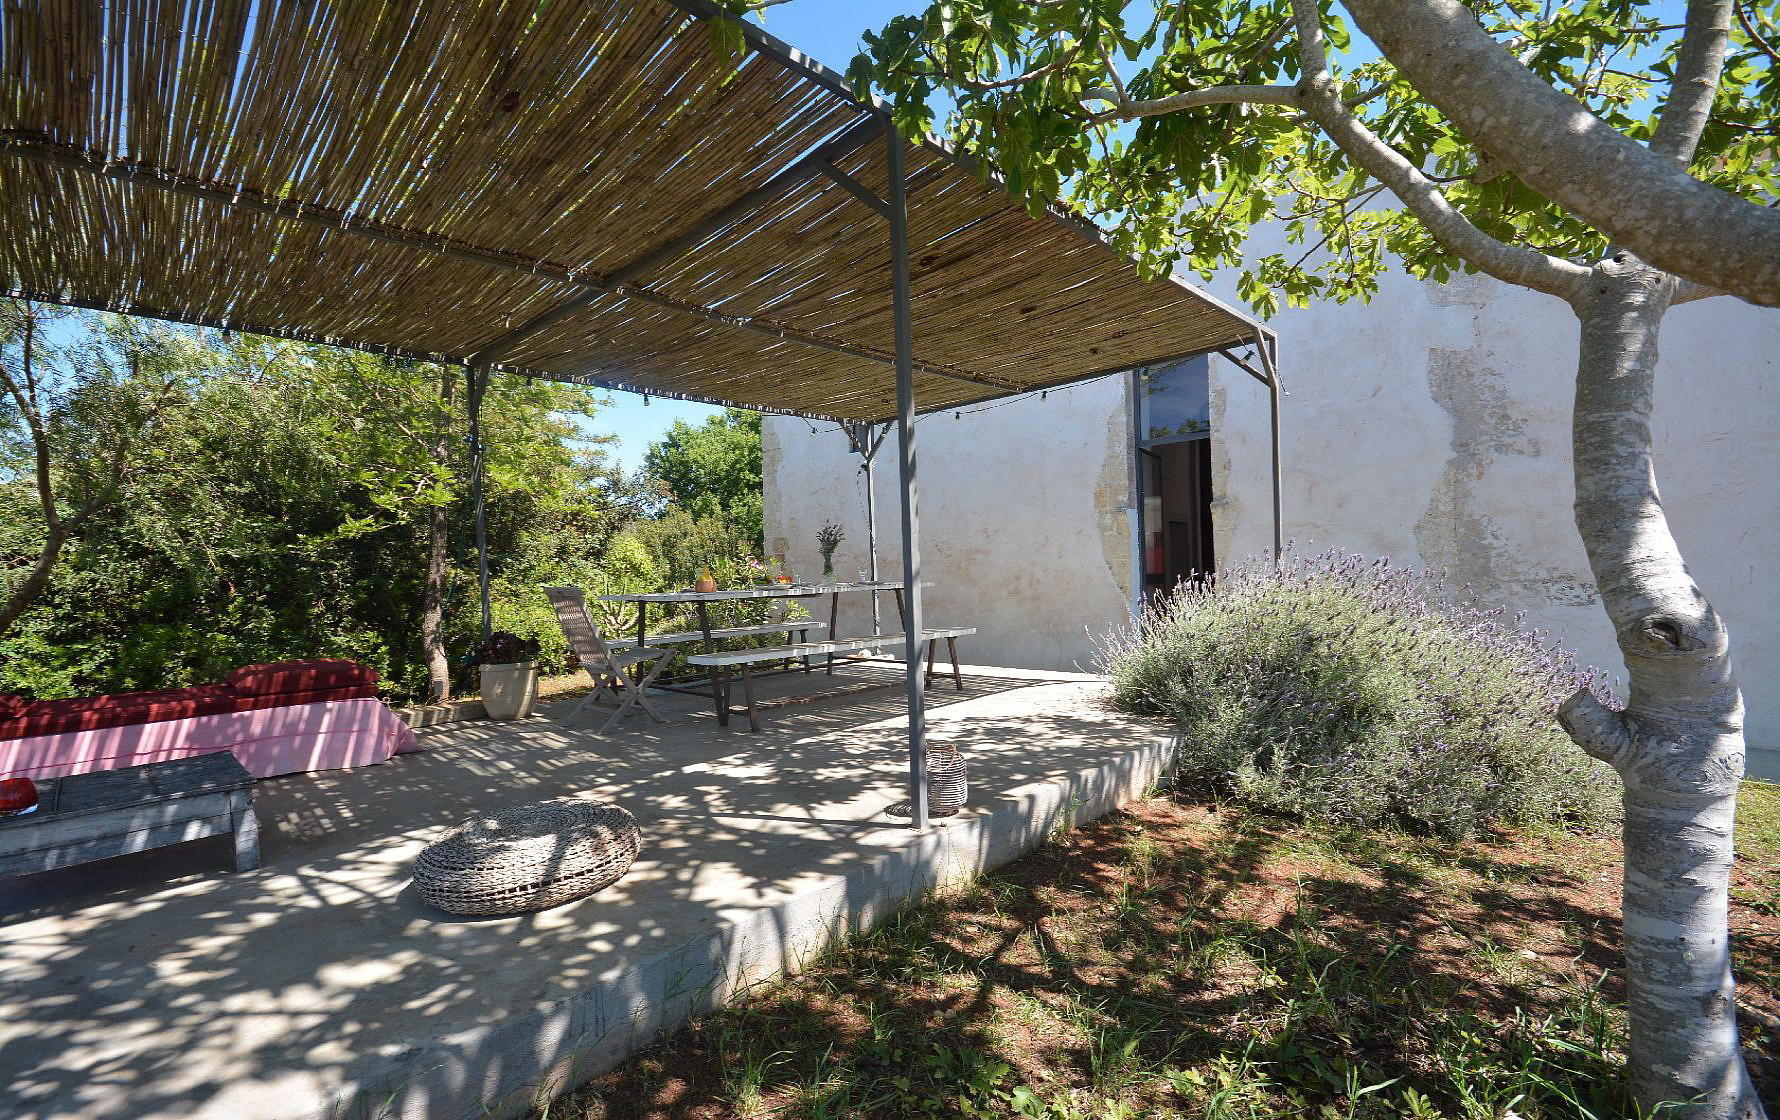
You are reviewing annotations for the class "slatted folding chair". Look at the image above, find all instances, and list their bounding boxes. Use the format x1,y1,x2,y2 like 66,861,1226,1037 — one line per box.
543,586,669,734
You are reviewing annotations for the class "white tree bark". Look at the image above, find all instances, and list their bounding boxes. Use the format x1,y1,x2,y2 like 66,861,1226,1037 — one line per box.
1558,255,1765,1120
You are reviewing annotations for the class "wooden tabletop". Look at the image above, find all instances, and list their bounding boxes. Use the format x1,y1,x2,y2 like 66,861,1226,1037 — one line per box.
0,753,254,826
597,580,910,604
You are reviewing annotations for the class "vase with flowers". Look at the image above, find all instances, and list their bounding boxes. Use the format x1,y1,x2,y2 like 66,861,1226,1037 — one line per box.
816,521,845,580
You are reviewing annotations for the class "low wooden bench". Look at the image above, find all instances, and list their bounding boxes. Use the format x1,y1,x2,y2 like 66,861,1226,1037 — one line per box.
687,627,977,731
0,752,259,877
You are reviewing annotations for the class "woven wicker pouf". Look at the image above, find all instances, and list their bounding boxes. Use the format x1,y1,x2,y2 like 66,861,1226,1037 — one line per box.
413,800,640,916
927,743,969,817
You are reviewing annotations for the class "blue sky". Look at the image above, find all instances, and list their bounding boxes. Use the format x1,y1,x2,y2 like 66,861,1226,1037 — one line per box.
588,2,921,471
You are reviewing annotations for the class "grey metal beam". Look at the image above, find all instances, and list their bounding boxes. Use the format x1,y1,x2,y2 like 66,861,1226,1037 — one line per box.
814,160,891,220
1215,345,1276,389
1,132,1022,397
841,420,889,633
664,0,1277,354
886,119,929,832
0,283,854,424
1258,340,1285,565
659,0,864,103
616,286,1022,392
907,339,1250,424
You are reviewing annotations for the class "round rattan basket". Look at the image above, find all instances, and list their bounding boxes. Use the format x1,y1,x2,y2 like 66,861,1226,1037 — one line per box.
413,800,640,916
927,742,969,817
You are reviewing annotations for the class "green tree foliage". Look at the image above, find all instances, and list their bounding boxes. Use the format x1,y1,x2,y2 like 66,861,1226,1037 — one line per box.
644,407,764,547
0,312,624,701
847,0,1777,314
0,303,193,632
1,309,776,704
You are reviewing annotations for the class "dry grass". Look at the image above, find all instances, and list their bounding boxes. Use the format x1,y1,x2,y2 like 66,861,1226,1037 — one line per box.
536,784,1780,1119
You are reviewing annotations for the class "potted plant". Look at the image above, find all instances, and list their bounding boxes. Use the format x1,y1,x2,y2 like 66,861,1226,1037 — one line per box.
472,631,541,720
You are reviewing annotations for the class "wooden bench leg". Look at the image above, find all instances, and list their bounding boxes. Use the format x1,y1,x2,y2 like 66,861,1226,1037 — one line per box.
799,627,814,672
826,593,840,675
925,637,938,686
947,636,963,691
231,790,261,872
740,664,761,732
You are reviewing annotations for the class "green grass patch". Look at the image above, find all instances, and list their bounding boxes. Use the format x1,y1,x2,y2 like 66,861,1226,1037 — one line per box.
540,788,1780,1119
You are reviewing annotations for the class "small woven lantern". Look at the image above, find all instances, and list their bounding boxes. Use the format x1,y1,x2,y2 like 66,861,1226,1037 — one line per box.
413,800,640,916
927,742,969,817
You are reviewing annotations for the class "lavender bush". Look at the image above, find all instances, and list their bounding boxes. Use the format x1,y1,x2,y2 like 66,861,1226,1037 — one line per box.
1098,550,1621,838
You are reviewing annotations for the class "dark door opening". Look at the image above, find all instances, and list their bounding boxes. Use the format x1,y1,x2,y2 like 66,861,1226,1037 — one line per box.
1135,356,1216,599
1140,439,1214,595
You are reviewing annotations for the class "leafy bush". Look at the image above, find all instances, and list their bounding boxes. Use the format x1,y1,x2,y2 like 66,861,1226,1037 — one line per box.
1098,550,1621,837
470,631,539,666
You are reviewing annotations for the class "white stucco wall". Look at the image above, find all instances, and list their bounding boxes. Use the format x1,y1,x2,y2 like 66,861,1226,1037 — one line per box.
1212,269,1780,780
765,270,1780,778
762,379,1135,673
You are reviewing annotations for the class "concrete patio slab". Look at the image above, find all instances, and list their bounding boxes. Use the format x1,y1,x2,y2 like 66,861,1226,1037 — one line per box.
0,664,1176,1120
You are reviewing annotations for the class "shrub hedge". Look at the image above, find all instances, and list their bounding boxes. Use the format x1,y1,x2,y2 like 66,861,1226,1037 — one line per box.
1098,550,1621,838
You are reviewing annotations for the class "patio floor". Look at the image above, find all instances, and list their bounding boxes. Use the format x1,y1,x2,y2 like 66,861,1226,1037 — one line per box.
0,663,1176,1120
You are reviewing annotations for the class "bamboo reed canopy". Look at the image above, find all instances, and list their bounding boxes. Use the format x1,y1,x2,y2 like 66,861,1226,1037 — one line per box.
0,0,1267,422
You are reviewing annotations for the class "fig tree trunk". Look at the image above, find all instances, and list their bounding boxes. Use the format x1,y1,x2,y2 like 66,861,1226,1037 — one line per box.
1557,253,1764,1119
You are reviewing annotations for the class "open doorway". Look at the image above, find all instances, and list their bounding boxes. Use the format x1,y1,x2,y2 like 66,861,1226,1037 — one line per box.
1135,356,1215,599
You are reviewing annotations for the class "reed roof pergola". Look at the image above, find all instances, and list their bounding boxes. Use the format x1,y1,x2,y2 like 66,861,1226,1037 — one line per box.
0,0,1281,827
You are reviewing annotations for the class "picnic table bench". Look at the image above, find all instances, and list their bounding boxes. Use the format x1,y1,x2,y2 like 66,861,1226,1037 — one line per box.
0,752,259,877
688,626,977,732
605,620,823,651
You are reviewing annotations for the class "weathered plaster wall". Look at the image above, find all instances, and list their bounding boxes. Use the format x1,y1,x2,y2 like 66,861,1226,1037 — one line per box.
1212,269,1780,780
766,268,1779,779
763,379,1135,673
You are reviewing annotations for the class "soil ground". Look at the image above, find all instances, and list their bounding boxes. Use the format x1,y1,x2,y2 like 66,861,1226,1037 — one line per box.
538,781,1780,1119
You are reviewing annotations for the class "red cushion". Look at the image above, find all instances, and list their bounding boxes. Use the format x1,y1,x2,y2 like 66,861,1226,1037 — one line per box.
228,682,381,713
0,683,387,741
226,659,378,696
1,685,239,739
0,694,27,719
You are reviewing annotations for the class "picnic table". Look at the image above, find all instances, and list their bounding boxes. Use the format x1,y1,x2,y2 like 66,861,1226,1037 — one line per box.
602,580,911,667
597,581,969,730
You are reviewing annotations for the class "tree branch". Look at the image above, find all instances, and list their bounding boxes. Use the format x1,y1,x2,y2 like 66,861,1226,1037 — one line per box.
1557,687,1639,770
1286,0,1590,302
929,41,1081,91
1340,0,1780,306
1085,83,1299,123
1737,0,1780,64
0,307,60,535
1651,0,1733,165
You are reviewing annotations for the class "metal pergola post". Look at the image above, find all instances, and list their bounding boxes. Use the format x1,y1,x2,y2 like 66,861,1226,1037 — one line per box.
1216,340,1286,568
1260,339,1284,565
863,446,881,633
466,361,494,639
885,121,928,831
843,420,888,634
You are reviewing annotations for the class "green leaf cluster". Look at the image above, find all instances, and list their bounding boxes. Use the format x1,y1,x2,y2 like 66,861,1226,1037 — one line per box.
0,310,769,702
849,0,1778,314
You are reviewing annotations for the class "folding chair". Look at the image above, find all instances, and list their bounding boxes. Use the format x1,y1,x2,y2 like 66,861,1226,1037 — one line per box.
543,586,669,734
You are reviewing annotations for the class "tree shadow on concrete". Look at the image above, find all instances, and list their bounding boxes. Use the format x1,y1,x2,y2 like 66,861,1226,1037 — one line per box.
0,666,1158,1120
